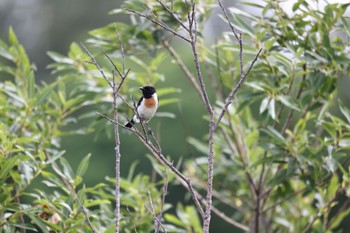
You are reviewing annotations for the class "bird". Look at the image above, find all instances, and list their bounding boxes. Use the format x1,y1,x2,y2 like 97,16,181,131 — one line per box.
125,85,158,128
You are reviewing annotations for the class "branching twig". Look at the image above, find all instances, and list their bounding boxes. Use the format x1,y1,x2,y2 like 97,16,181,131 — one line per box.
81,24,129,232
156,0,189,32
146,191,167,233
47,153,97,233
126,1,260,232
126,206,138,233
124,8,191,43
214,48,262,130
155,170,169,233
97,110,205,219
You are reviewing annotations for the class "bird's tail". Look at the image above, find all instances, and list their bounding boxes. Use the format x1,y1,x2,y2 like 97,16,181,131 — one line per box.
125,119,135,128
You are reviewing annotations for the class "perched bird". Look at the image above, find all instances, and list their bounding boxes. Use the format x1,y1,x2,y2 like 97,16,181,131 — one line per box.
125,86,158,128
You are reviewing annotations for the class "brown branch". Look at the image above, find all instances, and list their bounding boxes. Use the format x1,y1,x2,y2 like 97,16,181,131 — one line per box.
185,1,215,231
214,0,262,130
156,0,189,32
261,188,306,214
216,1,263,232
195,187,249,232
47,153,97,233
210,205,249,232
214,48,262,130
301,188,342,233
146,191,167,233
126,206,138,233
81,26,129,232
217,0,240,41
124,8,191,43
135,128,205,218
98,101,206,219
155,170,169,233
80,43,113,89
281,63,307,132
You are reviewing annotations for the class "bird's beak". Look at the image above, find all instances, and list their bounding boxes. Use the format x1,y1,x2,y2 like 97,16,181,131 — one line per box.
139,87,144,91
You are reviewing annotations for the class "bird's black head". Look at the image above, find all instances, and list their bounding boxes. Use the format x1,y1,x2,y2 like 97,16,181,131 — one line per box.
140,86,156,98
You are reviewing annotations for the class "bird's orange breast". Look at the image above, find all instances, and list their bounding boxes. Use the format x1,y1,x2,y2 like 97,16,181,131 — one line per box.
144,97,157,108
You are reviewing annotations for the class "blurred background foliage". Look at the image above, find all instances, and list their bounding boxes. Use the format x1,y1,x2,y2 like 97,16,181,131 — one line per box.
1,0,350,232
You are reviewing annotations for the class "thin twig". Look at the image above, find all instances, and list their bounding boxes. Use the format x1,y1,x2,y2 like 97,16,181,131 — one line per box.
81,27,129,233
99,107,205,219
195,186,249,232
126,206,138,233
124,8,191,43
301,188,342,233
214,48,262,130
217,0,240,41
146,191,167,233
47,153,97,233
211,205,249,232
262,188,306,214
155,170,169,233
156,0,189,32
80,43,113,89
185,1,216,231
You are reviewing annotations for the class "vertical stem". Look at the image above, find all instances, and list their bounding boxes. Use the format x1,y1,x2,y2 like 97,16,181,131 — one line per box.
203,116,215,233
254,190,260,233
113,86,121,233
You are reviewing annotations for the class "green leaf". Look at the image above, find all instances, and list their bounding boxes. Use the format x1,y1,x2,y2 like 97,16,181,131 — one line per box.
292,0,303,12
46,151,66,164
0,156,19,179
164,213,186,227
264,38,276,51
155,112,176,118
8,223,37,231
156,87,181,96
158,98,179,106
228,7,258,21
8,27,19,46
85,199,110,208
268,169,289,186
76,154,91,177
278,95,301,111
329,207,350,230
265,126,285,142
0,40,13,60
259,96,270,114
339,101,350,124
187,137,208,155
34,82,56,106
268,98,276,120
47,51,74,64
59,157,74,181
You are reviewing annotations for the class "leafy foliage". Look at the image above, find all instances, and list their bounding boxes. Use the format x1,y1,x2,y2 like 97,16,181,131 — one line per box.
0,27,197,232
1,0,350,232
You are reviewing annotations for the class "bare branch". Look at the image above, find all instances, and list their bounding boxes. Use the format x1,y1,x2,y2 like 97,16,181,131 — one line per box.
80,43,113,89
155,170,169,233
81,26,130,232
124,8,191,43
130,126,205,218
192,179,249,232
156,0,189,32
214,48,262,130
146,191,167,233
217,0,240,41
47,153,97,233
211,205,249,232
126,206,138,233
